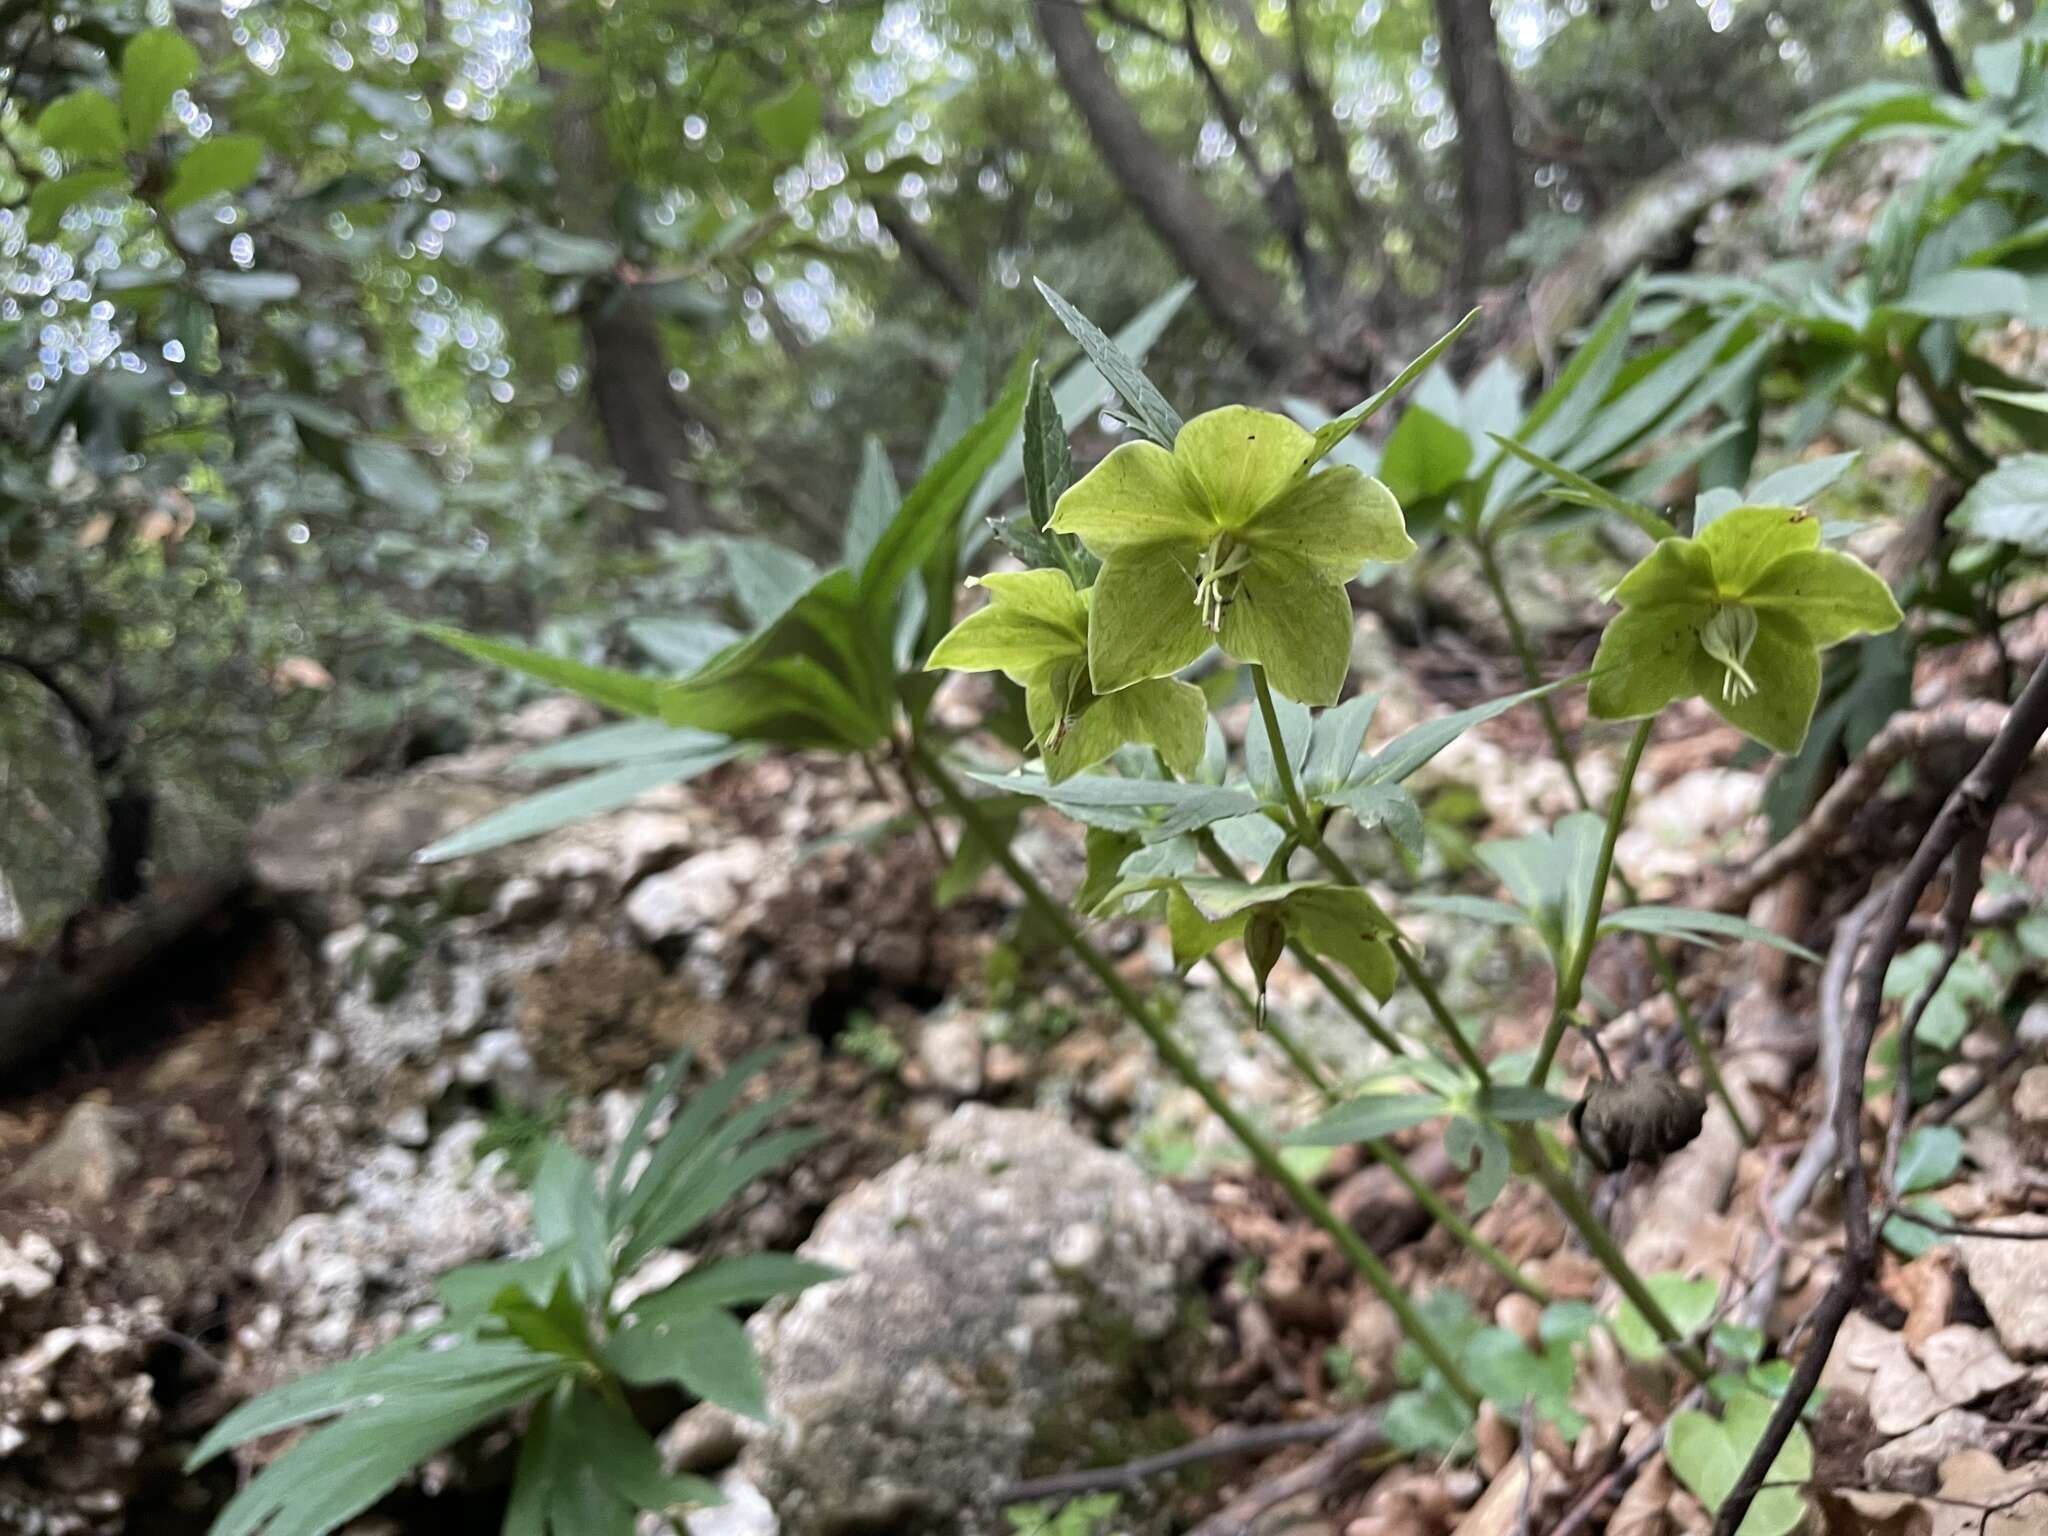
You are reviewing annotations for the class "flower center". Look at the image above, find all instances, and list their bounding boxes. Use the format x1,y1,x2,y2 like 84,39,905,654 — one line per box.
1194,535,1252,633
1700,604,1760,704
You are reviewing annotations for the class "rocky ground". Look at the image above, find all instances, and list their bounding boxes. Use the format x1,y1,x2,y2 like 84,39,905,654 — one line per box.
3,602,2048,1536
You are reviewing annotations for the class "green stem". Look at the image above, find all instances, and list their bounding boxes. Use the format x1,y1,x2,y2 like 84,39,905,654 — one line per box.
1392,941,1492,1083
1474,534,1589,808
1252,667,1315,832
914,741,1481,1408
1529,716,1652,1085
1365,1140,1553,1305
1201,871,1549,1305
1471,538,1752,1143
1514,1128,1711,1381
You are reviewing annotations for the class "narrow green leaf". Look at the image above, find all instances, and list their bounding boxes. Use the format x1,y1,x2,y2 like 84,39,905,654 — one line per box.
419,625,668,718
1488,434,1674,543
1034,279,1184,445
1300,309,1479,473
1283,1092,1449,1146
606,1305,771,1420
415,750,735,863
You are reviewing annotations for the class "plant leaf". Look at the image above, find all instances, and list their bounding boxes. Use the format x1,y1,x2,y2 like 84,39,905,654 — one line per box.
1034,279,1185,445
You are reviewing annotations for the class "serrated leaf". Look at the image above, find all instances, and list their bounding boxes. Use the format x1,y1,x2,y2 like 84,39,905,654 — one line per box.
1034,279,1184,445
1300,309,1479,473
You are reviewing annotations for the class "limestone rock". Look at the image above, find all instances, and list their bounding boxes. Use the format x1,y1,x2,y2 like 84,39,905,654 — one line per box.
626,841,771,946
2011,1065,2048,1131
1959,1215,2048,1358
1862,1409,1991,1495
6,1104,137,1206
913,1014,984,1098
743,1106,1222,1535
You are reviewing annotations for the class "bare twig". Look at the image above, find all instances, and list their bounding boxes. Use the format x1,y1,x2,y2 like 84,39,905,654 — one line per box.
1714,654,2048,1536
1925,1039,2026,1126
1185,1413,1387,1536
1880,821,1988,1202
1548,1390,1703,1536
1705,699,2019,914
993,1415,1371,1506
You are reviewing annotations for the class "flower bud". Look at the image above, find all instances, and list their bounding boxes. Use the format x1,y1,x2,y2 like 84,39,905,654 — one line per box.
1245,908,1287,1028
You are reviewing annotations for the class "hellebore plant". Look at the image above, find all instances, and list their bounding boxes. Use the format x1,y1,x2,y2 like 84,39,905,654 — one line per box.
1049,404,1415,705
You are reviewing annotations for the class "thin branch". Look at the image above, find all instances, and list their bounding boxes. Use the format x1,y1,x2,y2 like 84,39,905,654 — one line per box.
1184,1412,1387,1536
1880,820,1987,1202
1714,652,2048,1536
1706,698,2021,913
1900,0,1968,96
993,1414,1371,1506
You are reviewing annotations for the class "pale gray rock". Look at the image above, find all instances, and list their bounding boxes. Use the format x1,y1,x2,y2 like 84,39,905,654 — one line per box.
743,1106,1221,1536
6,1105,137,1206
914,1014,984,1097
1960,1215,2048,1358
1862,1408,1991,1494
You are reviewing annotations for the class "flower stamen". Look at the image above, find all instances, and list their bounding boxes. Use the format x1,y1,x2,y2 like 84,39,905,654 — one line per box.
1194,535,1252,633
1700,604,1759,705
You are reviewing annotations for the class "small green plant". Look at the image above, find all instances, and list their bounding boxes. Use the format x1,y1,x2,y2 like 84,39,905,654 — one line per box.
838,1011,905,1073
187,1051,840,1536
1004,1491,1123,1536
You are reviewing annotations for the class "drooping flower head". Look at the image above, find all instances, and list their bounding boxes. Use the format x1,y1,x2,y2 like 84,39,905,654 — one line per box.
1588,505,1902,753
924,569,1206,782
1048,407,1415,706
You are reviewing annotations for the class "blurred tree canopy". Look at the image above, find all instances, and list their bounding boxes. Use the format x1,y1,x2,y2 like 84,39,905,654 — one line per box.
0,0,2016,926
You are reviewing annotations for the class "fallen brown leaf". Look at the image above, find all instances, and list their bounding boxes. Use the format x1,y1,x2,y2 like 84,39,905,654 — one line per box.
1919,1324,2025,1407
1607,1455,1673,1536
1887,1247,1956,1355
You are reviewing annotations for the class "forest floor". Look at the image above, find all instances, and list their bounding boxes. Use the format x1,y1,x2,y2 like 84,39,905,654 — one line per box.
3,603,2048,1536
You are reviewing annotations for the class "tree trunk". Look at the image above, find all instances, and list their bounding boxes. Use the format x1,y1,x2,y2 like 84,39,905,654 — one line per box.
1033,0,1301,374
540,32,721,542
1434,0,1521,298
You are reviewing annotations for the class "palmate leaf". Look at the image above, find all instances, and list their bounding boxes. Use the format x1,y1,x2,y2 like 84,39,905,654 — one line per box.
191,1338,573,1536
605,1302,770,1419
508,1386,722,1536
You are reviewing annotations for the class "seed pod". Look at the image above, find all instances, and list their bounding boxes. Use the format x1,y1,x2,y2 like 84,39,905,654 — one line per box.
1569,1070,1707,1173
1244,909,1287,1028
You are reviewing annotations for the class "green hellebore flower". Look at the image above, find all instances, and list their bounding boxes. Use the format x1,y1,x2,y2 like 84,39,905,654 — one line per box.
1161,876,1399,1003
1588,505,1903,753
925,568,1206,782
1047,406,1416,706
